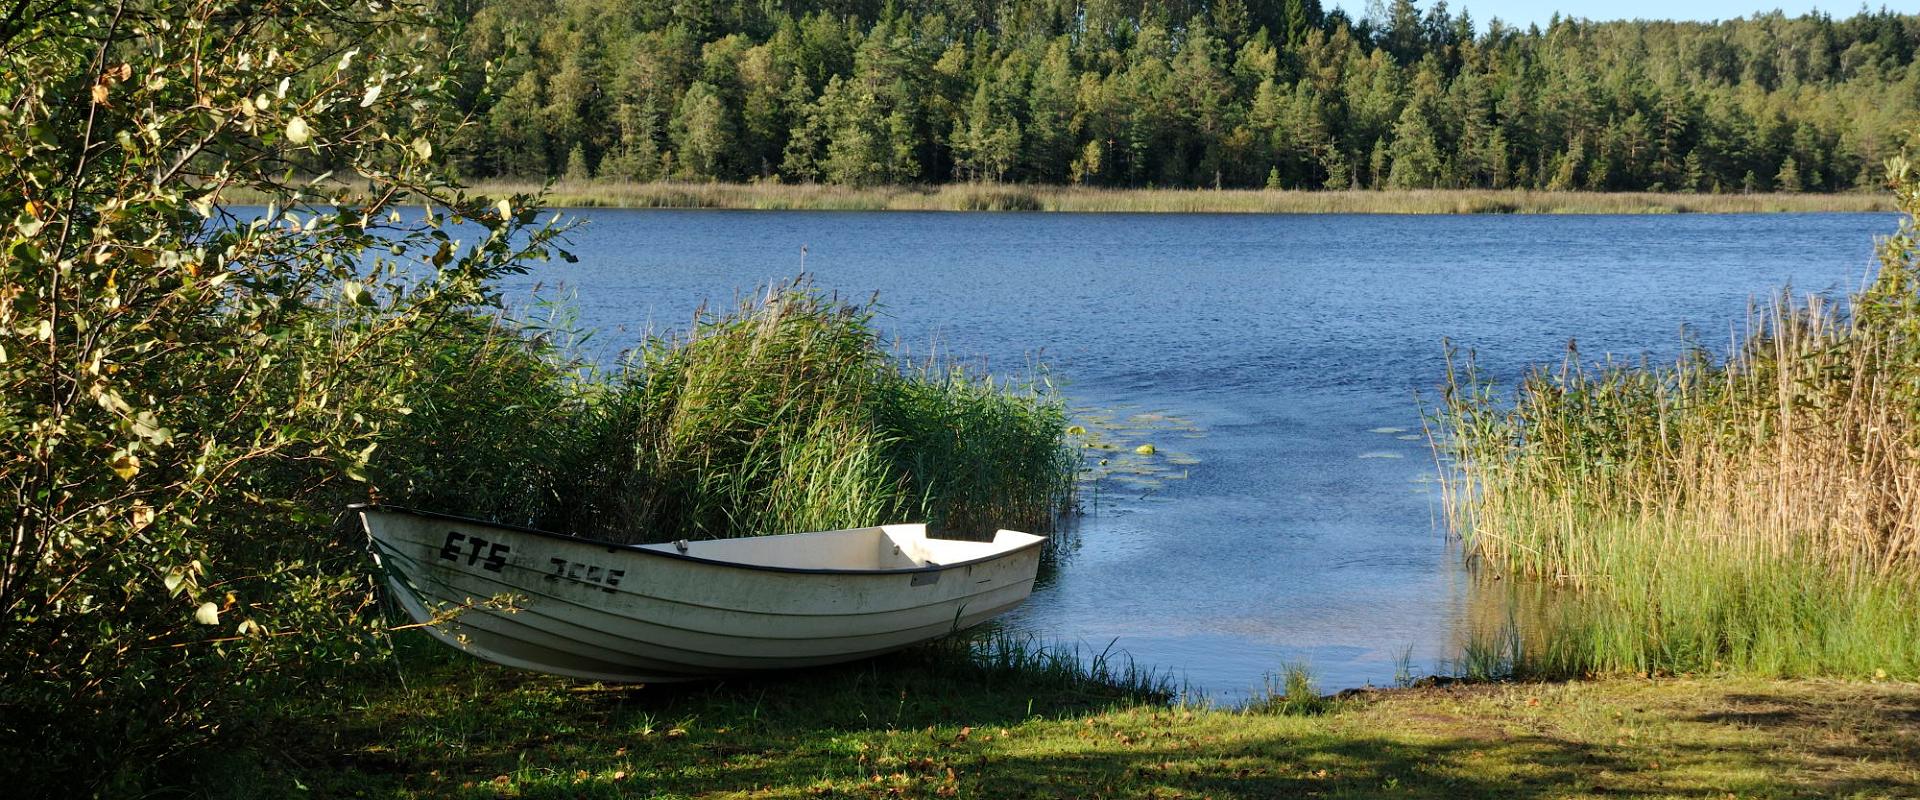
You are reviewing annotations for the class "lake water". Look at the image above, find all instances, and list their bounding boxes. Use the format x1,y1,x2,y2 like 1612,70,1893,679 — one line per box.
502,210,1894,699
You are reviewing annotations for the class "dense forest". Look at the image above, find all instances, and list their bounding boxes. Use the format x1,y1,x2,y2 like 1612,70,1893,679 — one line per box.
443,0,1920,191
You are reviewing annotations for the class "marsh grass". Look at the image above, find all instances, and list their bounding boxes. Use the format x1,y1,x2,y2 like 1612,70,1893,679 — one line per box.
560,283,1076,542
424,180,1895,214
936,631,1183,702
1436,160,1920,680
1246,663,1336,716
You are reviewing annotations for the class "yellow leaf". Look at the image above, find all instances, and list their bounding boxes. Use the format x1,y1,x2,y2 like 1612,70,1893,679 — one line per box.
90,83,108,105
286,116,310,145
109,453,140,480
132,503,155,531
95,387,131,415
193,602,219,625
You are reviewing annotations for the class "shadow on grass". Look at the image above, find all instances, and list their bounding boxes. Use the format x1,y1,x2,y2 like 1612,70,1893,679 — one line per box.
236,641,1920,800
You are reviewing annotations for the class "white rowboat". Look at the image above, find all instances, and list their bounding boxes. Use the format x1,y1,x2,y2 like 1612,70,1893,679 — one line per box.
358,505,1046,682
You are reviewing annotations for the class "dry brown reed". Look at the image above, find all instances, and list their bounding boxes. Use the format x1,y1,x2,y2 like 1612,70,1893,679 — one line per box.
406,180,1895,215
1434,157,1920,678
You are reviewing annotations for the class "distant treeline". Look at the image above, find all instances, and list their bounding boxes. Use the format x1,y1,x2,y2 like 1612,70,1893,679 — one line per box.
442,0,1920,192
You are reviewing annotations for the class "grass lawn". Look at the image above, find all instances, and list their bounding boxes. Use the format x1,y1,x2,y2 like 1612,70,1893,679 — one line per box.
224,639,1920,799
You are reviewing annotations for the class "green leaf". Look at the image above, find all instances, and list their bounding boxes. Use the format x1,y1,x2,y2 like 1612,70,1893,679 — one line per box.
132,411,172,444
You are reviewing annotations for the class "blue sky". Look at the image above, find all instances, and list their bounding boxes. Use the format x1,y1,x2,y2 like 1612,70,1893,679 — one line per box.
1325,1,1871,31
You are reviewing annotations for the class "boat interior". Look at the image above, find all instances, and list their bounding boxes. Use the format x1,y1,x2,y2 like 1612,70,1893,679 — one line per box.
635,524,1039,571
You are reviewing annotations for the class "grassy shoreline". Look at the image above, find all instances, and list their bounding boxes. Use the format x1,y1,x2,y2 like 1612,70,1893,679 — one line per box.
230,641,1919,798
234,180,1896,214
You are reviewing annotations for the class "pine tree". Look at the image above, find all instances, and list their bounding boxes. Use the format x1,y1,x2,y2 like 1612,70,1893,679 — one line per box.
1776,157,1804,192
1387,105,1444,188
1368,137,1390,189
1321,141,1354,189
563,144,592,181
1383,0,1424,64
1547,137,1585,191
1682,151,1705,193
1071,139,1104,185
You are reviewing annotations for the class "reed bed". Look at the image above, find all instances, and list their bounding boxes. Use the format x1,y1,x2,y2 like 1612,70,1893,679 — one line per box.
1435,159,1920,680
555,283,1076,543
444,180,1893,215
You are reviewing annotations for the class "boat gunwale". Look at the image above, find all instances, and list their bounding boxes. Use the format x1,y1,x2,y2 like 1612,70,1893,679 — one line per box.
371,537,1038,629
354,503,1047,577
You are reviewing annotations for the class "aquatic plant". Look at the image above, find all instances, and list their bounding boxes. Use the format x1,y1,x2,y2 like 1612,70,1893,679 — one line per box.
1434,156,1920,680
1246,663,1335,716
561,283,1077,542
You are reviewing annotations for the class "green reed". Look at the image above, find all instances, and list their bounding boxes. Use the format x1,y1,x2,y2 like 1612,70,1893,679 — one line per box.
1246,663,1334,716
560,283,1076,542
1434,157,1920,680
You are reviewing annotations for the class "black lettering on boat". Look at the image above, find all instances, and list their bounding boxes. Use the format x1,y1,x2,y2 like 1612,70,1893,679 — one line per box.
547,556,624,593
438,530,509,571
482,542,509,572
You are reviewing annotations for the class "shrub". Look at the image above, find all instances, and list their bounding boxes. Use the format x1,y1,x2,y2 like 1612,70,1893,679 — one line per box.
0,0,565,790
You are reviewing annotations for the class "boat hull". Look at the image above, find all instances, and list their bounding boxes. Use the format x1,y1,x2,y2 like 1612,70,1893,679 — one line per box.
360,507,1044,682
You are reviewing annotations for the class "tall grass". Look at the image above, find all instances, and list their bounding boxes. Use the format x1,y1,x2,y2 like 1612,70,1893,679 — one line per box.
558,283,1076,542
1435,158,1920,680
1245,663,1334,716
371,308,611,528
